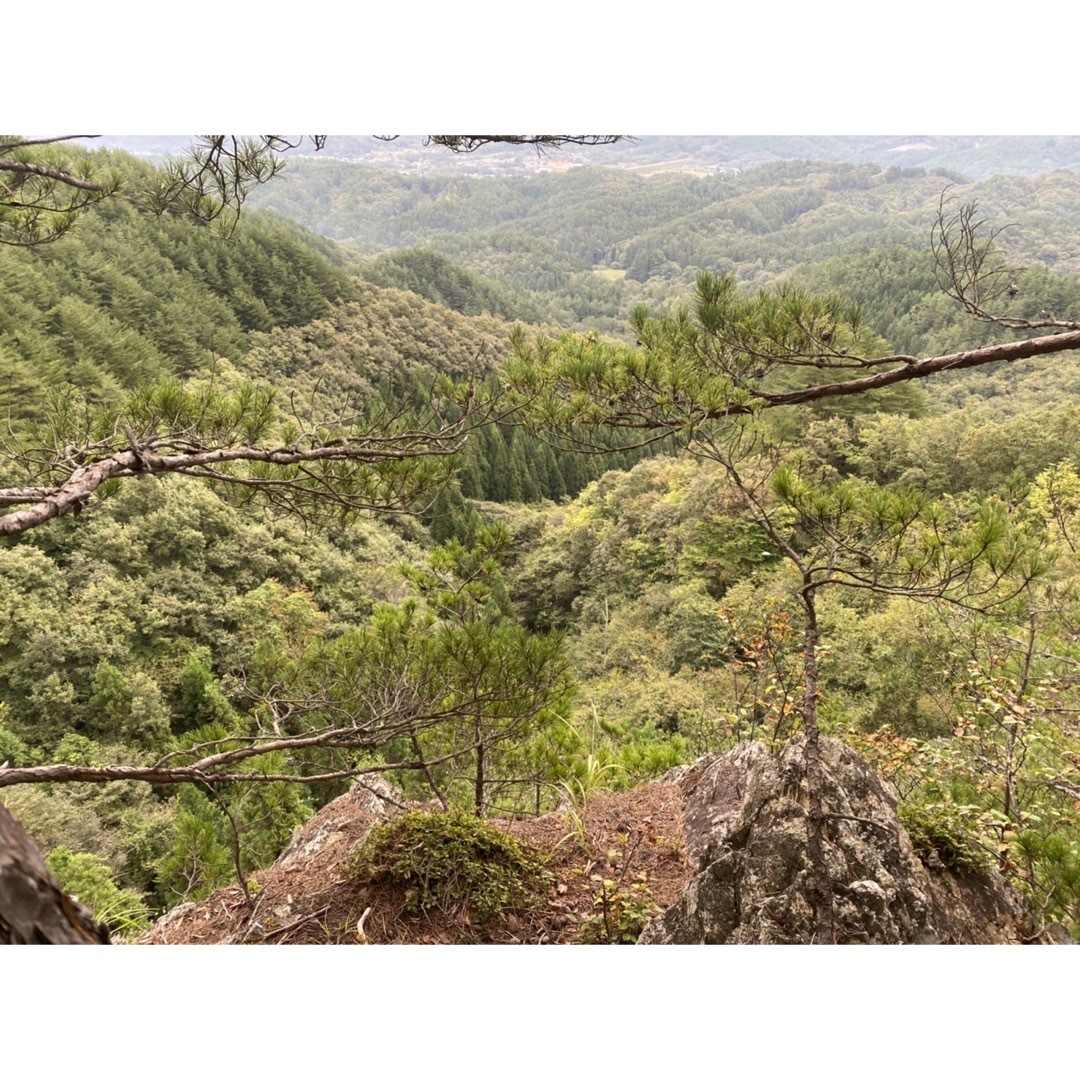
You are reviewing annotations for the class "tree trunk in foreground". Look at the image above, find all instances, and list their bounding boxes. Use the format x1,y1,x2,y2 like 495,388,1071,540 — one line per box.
0,805,110,944
800,586,836,944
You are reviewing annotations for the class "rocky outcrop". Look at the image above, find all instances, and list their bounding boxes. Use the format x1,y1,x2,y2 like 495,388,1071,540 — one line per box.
136,738,1060,945
640,738,1049,944
274,776,401,870
140,775,403,944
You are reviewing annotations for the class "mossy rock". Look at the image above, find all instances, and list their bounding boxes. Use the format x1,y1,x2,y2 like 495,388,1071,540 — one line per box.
349,810,549,923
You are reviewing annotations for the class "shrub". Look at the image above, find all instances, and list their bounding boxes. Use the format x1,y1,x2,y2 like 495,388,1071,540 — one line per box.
578,871,662,944
45,846,152,939
349,810,549,923
899,802,995,876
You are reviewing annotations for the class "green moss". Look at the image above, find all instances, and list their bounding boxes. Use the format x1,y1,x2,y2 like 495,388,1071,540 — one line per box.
349,810,549,923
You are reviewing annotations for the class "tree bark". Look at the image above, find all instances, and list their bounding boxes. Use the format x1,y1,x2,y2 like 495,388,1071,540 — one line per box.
0,805,110,944
800,585,836,944
474,721,486,817
754,329,1080,411
0,435,466,538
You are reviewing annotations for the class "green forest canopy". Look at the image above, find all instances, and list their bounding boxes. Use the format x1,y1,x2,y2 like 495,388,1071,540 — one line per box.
3,139,1080,938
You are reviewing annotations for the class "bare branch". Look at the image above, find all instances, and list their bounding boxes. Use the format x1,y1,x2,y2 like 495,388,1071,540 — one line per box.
0,136,100,154
932,188,1080,332
1046,778,1080,802
0,758,438,790
425,135,626,154
2,135,626,244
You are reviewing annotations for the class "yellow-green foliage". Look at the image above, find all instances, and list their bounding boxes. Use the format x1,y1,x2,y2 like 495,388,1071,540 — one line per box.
578,871,663,944
45,846,152,938
898,802,996,877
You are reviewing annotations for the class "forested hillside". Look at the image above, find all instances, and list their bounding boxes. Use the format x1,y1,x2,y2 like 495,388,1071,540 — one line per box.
3,139,1080,943
248,158,1080,344
99,134,1080,180
0,171,358,415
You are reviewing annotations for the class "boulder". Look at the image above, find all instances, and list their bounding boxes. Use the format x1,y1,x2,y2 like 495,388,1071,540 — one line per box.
640,738,1050,944
274,776,400,870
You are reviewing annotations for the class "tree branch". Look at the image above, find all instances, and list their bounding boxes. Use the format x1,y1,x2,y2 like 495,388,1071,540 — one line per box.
0,416,477,536
728,331,1080,413
0,157,105,192
424,135,625,154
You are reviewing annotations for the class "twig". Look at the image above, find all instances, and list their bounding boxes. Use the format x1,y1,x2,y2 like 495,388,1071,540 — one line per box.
263,906,331,942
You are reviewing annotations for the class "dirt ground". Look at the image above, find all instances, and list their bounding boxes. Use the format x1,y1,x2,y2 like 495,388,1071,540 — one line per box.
139,781,694,945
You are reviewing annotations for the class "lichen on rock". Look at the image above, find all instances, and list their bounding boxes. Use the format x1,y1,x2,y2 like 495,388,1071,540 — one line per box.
640,737,1050,945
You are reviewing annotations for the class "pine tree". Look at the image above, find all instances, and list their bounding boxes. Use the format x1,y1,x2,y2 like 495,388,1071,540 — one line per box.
505,259,1057,941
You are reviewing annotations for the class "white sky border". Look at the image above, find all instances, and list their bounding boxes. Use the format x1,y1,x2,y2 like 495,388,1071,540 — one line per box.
4,2,1078,1071
11,2,1080,133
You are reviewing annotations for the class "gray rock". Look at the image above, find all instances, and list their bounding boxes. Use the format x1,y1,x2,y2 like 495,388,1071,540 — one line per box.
273,776,399,869
640,737,1049,945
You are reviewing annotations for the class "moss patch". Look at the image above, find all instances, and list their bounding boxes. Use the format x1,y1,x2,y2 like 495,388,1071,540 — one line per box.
349,810,550,923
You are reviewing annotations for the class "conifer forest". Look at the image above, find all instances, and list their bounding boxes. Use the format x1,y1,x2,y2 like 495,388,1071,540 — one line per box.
4,135,1080,943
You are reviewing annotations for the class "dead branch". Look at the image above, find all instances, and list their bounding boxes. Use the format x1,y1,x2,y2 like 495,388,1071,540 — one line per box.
932,189,1080,332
